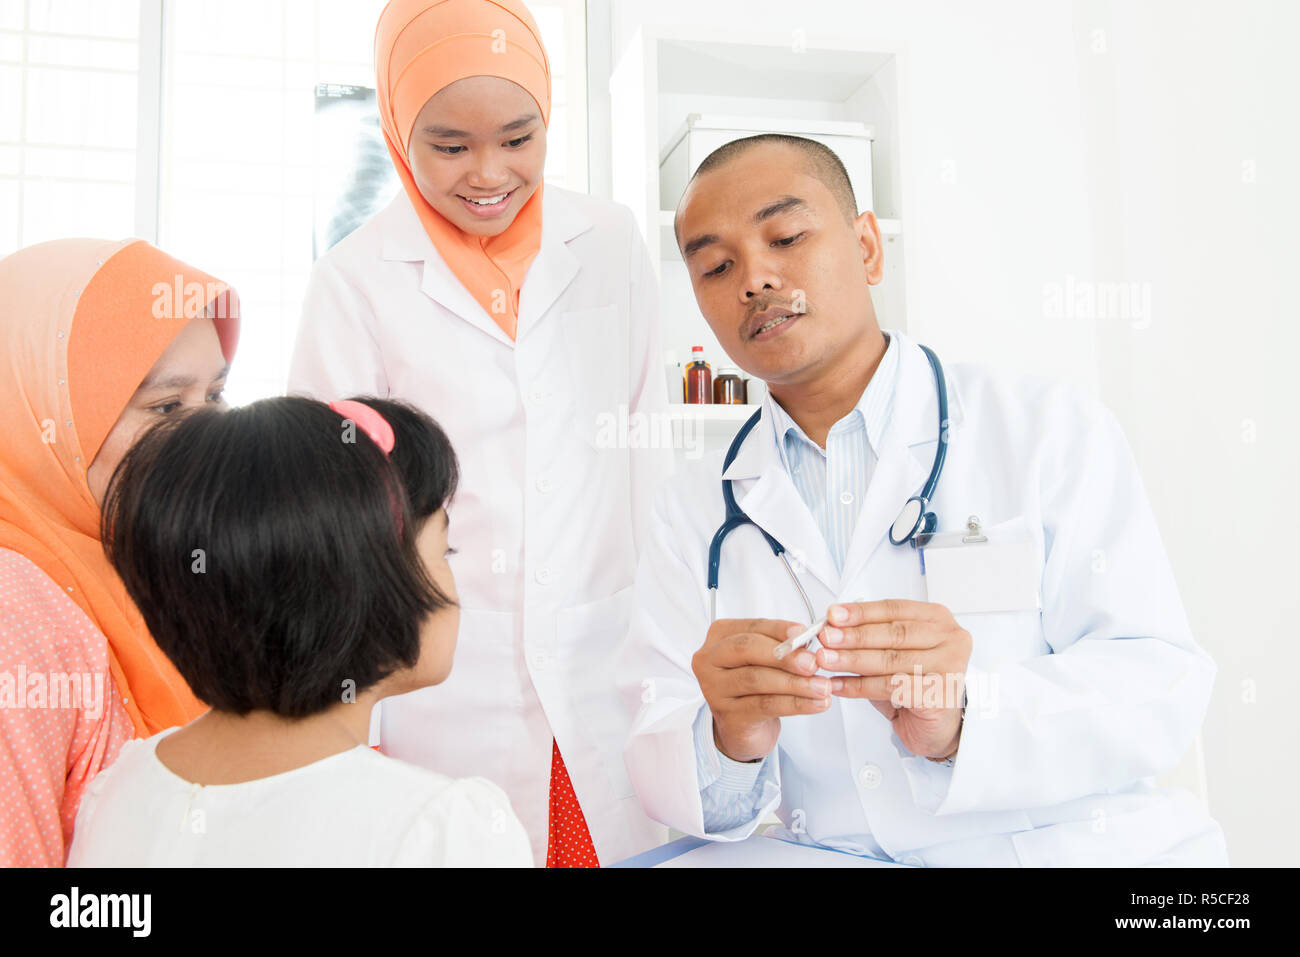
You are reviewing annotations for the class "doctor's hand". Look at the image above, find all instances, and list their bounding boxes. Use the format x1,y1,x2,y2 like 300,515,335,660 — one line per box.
692,618,833,764
815,600,971,762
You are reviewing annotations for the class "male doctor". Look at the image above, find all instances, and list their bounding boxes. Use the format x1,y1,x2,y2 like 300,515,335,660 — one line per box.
618,134,1228,866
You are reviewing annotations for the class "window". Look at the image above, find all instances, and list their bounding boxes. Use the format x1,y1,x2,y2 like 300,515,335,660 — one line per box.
0,0,142,256
155,0,587,406
1,0,588,406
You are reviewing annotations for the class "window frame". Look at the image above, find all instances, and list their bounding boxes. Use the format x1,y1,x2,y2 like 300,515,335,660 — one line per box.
132,0,589,245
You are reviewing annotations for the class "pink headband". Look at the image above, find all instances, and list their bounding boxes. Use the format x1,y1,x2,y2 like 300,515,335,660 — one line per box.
329,399,395,456
329,398,404,536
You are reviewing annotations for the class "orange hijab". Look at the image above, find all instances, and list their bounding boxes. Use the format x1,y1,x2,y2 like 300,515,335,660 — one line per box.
0,238,240,737
374,0,552,339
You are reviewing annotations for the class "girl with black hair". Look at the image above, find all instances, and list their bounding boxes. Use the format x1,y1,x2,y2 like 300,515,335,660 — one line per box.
66,396,530,866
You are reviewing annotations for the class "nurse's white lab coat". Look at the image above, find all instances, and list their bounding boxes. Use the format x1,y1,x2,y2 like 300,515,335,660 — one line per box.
288,186,672,866
618,330,1229,866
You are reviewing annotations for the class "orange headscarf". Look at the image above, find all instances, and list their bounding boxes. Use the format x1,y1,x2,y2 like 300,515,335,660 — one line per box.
374,0,551,339
0,238,240,737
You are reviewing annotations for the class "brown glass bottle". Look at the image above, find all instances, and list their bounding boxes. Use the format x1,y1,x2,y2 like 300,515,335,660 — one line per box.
684,345,712,403
713,367,746,404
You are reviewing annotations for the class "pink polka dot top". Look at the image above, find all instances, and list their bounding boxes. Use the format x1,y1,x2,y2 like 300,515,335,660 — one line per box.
0,547,132,867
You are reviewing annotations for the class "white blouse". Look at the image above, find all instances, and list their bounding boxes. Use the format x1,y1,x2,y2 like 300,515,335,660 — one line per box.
66,728,533,867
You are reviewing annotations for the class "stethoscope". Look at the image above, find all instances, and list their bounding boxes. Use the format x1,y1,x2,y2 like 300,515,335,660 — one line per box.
706,343,949,622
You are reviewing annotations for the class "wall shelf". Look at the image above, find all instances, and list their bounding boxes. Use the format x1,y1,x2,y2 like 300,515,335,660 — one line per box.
666,403,757,422
611,25,909,455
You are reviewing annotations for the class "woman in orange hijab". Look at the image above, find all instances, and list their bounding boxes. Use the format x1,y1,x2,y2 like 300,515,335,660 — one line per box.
0,238,239,866
289,0,672,867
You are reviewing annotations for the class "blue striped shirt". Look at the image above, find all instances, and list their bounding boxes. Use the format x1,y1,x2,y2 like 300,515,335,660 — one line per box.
696,332,900,839
768,332,900,574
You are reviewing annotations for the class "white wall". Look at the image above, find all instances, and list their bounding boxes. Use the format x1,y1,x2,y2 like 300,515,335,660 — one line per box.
590,0,1297,865
601,0,1102,388
1072,0,1300,869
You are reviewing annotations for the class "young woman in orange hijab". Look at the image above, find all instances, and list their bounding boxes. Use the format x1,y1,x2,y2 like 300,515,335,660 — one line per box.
0,238,239,866
289,0,672,867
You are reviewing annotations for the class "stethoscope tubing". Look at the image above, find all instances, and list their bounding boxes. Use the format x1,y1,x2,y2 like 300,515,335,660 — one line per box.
706,340,948,624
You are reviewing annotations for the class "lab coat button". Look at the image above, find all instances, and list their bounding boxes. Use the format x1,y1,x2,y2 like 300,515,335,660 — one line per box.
535,567,553,585
535,475,553,493
531,652,550,671
527,389,546,406
902,854,925,867
858,764,883,789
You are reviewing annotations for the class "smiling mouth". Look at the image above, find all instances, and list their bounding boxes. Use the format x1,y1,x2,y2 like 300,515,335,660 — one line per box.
460,191,511,205
457,188,517,213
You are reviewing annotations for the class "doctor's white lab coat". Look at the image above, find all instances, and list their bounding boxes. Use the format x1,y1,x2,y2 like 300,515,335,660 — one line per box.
288,186,672,866
618,330,1229,867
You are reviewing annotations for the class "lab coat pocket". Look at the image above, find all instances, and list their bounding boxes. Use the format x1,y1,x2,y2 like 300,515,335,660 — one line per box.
921,514,1042,615
562,304,630,447
959,608,1049,673
556,584,638,799
928,514,1048,669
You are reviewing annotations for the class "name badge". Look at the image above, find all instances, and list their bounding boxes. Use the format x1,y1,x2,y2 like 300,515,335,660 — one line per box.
919,515,1041,615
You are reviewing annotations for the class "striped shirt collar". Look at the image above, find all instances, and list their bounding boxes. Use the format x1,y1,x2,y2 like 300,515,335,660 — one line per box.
767,331,900,472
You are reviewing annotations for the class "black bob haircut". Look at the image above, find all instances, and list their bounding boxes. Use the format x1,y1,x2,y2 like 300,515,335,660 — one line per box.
682,133,859,229
101,395,459,719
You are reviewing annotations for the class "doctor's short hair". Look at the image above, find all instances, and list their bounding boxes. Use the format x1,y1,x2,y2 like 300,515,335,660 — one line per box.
101,395,460,719
687,133,859,225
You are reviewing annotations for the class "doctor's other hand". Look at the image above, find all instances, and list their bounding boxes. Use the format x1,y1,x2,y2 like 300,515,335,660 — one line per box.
816,600,971,761
692,618,833,764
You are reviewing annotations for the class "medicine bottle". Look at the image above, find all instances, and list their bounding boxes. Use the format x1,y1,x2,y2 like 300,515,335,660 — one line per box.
713,367,747,404
684,346,712,404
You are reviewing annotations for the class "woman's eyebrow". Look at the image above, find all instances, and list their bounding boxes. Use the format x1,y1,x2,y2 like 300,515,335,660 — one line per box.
422,113,539,138
137,364,230,392
498,113,539,133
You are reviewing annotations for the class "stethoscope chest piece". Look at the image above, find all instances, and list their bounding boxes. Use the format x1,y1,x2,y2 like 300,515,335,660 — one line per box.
710,340,950,613
889,495,937,547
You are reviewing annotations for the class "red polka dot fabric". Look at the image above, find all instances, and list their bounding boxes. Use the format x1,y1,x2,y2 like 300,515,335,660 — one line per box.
545,738,598,868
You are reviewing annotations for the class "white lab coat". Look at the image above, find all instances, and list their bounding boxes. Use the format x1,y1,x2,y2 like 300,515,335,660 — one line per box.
288,186,672,866
618,330,1229,867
